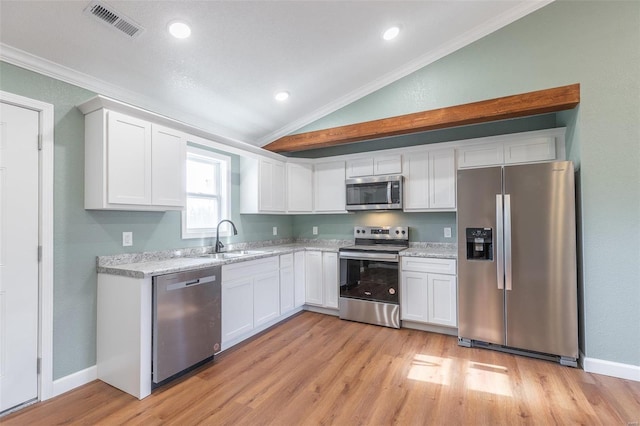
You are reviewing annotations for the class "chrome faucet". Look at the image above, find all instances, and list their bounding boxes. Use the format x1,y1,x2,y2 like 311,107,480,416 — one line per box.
215,219,238,253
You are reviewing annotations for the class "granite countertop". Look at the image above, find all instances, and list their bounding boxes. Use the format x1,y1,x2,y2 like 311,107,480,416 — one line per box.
97,240,349,279
401,243,458,260
97,240,457,279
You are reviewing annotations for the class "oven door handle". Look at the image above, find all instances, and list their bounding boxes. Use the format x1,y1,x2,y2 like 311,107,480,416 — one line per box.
339,251,399,262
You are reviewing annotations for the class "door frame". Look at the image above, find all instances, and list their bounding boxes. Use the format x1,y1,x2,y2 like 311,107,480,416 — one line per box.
0,90,54,401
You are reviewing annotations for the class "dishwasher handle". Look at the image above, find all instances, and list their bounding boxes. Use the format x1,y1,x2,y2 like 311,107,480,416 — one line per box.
165,275,216,291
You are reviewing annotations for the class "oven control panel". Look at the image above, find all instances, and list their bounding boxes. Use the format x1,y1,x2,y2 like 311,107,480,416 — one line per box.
353,226,408,240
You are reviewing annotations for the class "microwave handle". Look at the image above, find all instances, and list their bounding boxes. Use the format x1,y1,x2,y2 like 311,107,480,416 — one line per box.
387,181,392,203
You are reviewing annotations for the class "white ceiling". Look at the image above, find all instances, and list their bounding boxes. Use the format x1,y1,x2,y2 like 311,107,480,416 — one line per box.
0,0,551,147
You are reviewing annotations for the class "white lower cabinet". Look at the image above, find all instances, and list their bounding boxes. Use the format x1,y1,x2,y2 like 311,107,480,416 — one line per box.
400,271,429,322
222,256,280,345
323,252,339,309
401,257,457,328
294,251,306,308
254,270,280,326
280,254,295,315
304,251,339,309
427,273,457,327
221,276,254,342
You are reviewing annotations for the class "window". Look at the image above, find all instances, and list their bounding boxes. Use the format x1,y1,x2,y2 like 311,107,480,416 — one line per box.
182,146,231,239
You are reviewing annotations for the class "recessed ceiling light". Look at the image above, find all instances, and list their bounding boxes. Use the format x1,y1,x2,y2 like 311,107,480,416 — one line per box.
383,26,400,41
168,21,191,39
275,91,290,101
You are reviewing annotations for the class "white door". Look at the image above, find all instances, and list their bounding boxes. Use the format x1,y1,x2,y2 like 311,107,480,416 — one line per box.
254,271,280,327
427,274,458,327
322,252,339,309
279,266,294,315
107,110,152,205
221,277,254,343
400,271,429,322
151,124,185,207
0,102,39,412
304,251,323,306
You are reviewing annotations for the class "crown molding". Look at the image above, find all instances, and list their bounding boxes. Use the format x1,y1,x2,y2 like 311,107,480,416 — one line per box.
257,0,554,147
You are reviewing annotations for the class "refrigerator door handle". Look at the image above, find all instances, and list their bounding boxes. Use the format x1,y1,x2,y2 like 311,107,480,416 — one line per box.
496,194,504,290
504,194,513,291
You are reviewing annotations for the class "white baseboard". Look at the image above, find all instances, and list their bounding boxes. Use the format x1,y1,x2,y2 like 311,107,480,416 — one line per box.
51,365,97,398
582,354,640,382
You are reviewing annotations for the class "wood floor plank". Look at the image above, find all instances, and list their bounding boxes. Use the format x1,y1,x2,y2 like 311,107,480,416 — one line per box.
4,312,639,425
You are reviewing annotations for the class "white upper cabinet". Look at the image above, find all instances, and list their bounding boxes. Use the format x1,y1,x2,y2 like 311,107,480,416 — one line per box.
403,148,456,211
503,136,556,164
429,149,456,209
346,154,402,177
374,154,402,175
151,124,187,207
106,111,152,206
347,157,374,177
314,161,346,213
457,132,560,169
84,109,186,211
286,162,313,213
240,157,286,214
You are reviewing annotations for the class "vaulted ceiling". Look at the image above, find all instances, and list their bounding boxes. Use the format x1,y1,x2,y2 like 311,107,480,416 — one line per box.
0,0,552,147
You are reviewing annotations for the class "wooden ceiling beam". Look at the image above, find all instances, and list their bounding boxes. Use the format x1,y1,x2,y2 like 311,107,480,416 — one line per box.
263,83,580,153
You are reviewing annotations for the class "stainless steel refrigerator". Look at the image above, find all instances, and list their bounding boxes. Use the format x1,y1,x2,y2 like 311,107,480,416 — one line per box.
457,161,578,366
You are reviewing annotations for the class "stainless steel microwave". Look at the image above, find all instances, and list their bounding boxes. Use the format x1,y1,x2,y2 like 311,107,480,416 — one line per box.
345,175,403,211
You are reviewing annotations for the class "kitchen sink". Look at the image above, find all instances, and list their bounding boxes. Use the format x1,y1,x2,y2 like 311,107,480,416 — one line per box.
228,250,269,255
193,250,269,260
195,253,244,260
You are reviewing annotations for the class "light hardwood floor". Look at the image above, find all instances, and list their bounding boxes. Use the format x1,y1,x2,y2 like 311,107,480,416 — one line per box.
5,312,640,425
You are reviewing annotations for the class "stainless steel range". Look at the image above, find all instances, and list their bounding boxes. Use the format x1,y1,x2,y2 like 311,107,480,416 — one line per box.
339,226,409,328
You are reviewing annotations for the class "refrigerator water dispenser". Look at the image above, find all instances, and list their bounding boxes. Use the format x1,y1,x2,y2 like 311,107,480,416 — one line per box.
466,228,493,260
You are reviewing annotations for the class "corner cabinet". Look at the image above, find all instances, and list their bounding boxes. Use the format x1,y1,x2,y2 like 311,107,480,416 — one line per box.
304,251,339,309
313,161,346,213
84,109,186,211
286,162,313,213
240,157,286,213
403,148,456,211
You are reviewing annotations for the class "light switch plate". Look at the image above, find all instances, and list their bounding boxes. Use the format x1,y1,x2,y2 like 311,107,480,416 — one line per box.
273,226,277,236
313,226,318,235
122,231,133,247
444,227,452,238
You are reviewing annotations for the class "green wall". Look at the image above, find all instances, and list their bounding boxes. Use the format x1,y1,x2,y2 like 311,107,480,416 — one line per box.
296,1,640,366
294,212,455,242
0,61,292,379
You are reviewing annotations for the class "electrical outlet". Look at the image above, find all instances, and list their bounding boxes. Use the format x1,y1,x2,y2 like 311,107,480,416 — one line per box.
312,226,318,235
122,232,133,247
273,226,277,236
444,227,452,238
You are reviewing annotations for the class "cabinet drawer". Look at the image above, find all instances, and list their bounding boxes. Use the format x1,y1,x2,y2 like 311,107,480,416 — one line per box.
280,253,294,268
401,257,456,275
223,256,279,281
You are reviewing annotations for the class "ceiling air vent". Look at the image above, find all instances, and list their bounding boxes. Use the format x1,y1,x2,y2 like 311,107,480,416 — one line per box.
83,0,145,39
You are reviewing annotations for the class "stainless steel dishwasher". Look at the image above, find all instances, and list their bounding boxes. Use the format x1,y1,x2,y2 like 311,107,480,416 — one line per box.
152,266,221,386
